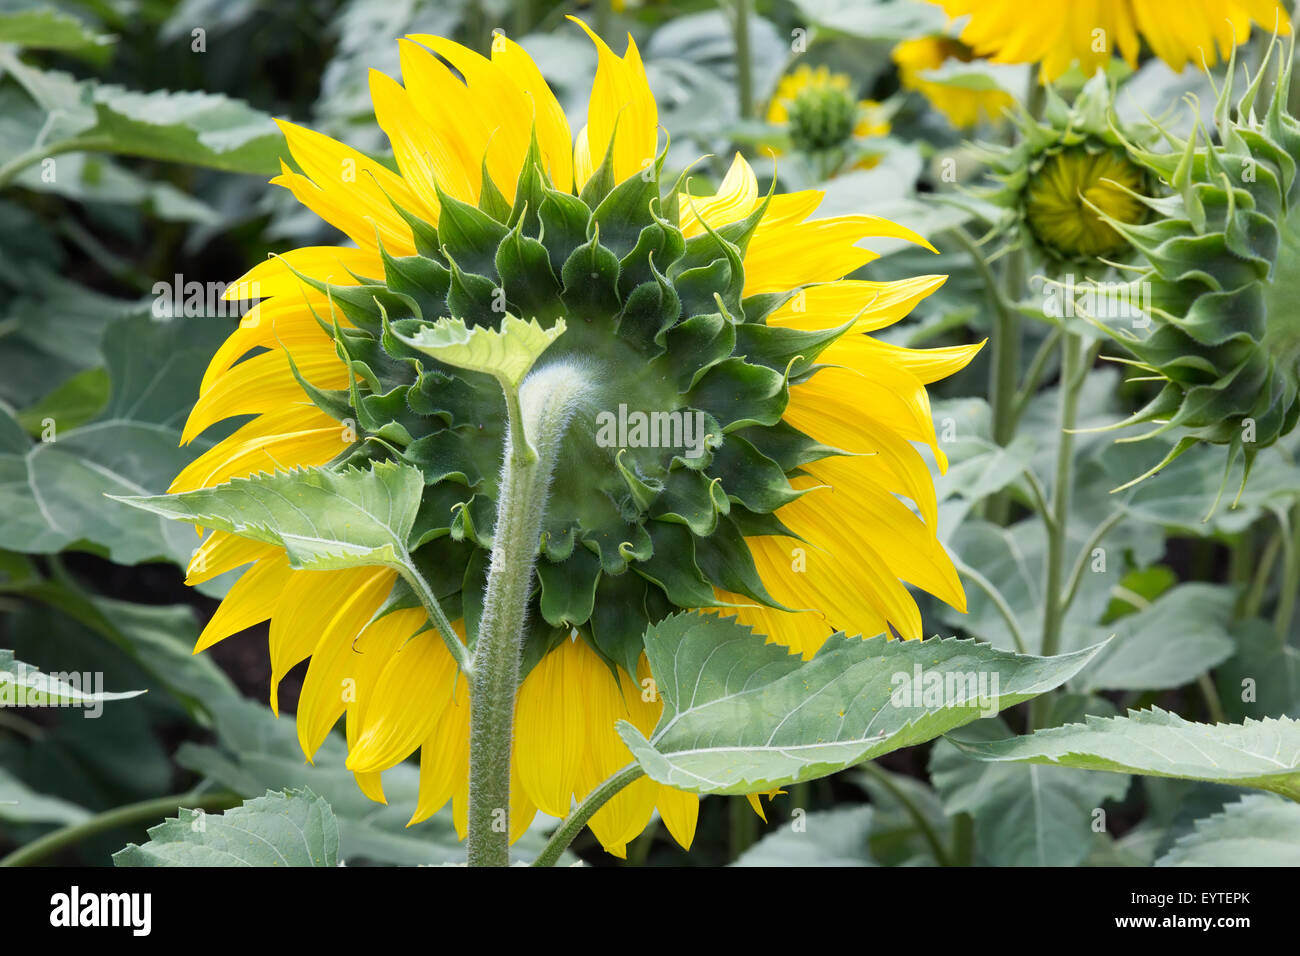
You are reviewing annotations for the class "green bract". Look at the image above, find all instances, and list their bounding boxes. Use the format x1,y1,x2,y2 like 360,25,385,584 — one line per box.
1099,40,1300,503
277,140,844,678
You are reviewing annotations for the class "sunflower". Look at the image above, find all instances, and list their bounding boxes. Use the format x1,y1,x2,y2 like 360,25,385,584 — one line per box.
1094,39,1300,505
892,36,1013,129
766,64,890,161
936,0,1290,82
174,20,980,858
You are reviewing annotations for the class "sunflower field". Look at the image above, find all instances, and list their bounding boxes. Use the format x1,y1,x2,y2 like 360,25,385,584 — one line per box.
2,0,1300,885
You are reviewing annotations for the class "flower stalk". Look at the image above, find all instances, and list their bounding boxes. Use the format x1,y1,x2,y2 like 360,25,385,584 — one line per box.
467,362,592,866
1030,329,1086,730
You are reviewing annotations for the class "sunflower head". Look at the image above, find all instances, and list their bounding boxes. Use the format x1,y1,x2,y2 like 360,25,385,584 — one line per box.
169,21,979,856
1096,39,1300,503
983,73,1152,266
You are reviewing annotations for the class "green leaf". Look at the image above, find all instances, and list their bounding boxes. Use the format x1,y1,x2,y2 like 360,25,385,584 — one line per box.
0,311,230,565
1157,795,1300,866
930,721,1129,867
1,55,283,174
732,806,877,866
113,789,339,867
1071,584,1235,693
111,460,423,572
616,612,1107,794
0,767,90,825
1216,619,1300,721
950,709,1300,800
0,647,143,708
0,5,114,64
15,367,109,435
391,314,566,393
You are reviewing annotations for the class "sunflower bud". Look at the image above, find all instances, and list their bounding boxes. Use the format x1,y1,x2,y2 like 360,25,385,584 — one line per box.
983,73,1153,267
787,83,859,152
1096,40,1300,503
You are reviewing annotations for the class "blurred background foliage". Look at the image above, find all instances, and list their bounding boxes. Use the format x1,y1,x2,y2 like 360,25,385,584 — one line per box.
1,0,1299,867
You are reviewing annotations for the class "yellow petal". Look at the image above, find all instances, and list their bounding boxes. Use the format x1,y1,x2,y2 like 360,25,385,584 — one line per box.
408,681,469,825
276,118,428,250
766,275,948,334
170,405,346,493
224,246,382,301
185,531,278,586
490,34,574,192
295,570,401,760
678,153,758,238
345,623,461,773
569,17,658,187
182,344,350,444
193,553,291,654
268,567,393,715
409,34,534,200
582,659,657,853
514,634,593,818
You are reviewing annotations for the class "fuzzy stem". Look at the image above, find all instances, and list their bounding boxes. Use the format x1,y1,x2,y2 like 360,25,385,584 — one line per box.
466,363,591,867
530,763,646,867
1030,331,1086,731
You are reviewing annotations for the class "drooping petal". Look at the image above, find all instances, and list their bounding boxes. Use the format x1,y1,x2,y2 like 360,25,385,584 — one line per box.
296,571,403,760
345,622,461,773
193,553,292,654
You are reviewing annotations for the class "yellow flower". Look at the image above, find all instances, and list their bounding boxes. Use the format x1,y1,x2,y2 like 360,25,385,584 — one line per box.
175,22,981,858
892,36,1014,129
767,64,890,157
936,0,1290,81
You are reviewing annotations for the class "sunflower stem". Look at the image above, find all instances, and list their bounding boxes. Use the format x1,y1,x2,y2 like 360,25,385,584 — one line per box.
1030,330,1086,730
530,763,646,867
732,0,754,120
467,362,592,867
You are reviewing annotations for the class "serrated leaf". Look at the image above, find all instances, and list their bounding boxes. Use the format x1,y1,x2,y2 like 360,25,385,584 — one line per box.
113,789,339,867
1157,795,1300,866
0,647,143,708
615,612,1106,794
950,708,1300,800
111,460,423,572
391,314,565,392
